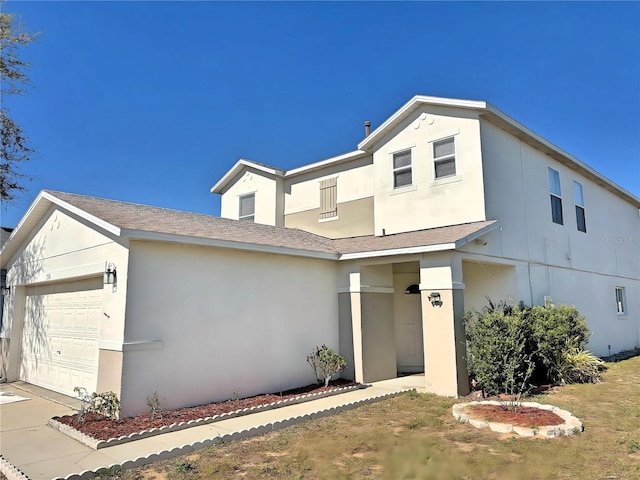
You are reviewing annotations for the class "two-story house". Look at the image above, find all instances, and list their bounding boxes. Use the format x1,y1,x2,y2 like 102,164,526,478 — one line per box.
1,96,638,416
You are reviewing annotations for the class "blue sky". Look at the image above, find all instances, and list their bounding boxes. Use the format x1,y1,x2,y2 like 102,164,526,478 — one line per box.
2,1,639,227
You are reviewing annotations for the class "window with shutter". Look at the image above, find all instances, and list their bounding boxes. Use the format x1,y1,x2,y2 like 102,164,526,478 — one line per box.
239,193,255,222
393,150,412,188
319,177,338,219
433,137,456,179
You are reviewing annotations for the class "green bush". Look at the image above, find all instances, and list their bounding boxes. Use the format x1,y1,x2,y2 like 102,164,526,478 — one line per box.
464,300,534,397
465,299,593,396
529,303,590,384
307,345,347,387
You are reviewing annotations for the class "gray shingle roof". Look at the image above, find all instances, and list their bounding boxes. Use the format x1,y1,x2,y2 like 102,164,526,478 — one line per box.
45,190,496,257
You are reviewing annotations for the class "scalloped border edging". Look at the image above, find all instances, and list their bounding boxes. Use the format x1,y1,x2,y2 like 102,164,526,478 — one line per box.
50,388,409,480
49,383,365,450
452,401,583,438
0,455,30,480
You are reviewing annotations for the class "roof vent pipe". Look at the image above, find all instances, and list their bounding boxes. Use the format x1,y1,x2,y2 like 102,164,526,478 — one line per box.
364,121,371,137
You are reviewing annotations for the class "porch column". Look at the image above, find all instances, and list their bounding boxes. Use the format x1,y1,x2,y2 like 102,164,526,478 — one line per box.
420,253,469,397
348,273,365,383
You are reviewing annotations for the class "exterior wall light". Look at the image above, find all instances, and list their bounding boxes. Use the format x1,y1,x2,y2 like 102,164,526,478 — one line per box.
0,285,10,296
428,292,442,307
104,263,117,285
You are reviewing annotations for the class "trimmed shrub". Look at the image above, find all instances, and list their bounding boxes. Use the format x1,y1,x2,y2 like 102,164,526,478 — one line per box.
465,299,594,396
307,345,347,387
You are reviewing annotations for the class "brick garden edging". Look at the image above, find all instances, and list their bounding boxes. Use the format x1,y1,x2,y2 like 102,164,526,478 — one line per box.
452,401,583,438
49,383,365,450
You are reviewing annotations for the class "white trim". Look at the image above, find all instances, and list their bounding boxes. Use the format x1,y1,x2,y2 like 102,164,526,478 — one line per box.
318,216,340,223
430,175,463,187
337,286,394,294
388,142,416,155
122,229,339,261
419,282,465,290
389,184,417,195
285,150,369,177
339,243,457,261
426,129,460,143
99,340,164,352
211,159,285,193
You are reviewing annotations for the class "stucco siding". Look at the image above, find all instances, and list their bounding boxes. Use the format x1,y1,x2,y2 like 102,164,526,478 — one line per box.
284,197,374,238
372,105,487,236
120,240,339,416
220,168,283,226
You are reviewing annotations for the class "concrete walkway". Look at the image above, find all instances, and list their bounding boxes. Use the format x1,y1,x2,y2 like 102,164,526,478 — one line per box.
0,376,423,480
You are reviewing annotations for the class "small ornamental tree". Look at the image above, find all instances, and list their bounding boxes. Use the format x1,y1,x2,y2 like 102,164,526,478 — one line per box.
307,345,347,387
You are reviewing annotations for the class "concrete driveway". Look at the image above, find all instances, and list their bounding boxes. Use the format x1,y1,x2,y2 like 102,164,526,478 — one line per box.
0,382,115,480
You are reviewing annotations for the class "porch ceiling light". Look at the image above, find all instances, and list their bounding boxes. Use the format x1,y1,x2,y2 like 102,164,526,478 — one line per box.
104,263,117,285
428,292,442,307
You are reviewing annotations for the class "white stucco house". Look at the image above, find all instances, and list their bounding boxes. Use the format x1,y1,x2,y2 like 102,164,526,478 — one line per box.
1,95,638,416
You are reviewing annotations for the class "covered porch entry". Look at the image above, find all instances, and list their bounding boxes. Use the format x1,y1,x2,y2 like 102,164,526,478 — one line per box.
339,252,519,397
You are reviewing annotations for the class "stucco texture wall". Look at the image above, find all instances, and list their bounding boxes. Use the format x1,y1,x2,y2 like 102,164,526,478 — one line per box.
120,241,339,416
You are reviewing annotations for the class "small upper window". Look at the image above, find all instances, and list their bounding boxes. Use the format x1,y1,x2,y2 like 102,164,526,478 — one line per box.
548,167,563,225
319,177,337,219
573,181,586,233
615,287,626,315
393,150,412,188
433,137,456,179
239,193,255,222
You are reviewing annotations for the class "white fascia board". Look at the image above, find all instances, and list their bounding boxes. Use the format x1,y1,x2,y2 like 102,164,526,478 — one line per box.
357,95,487,151
339,242,456,261
41,192,122,237
453,221,500,248
121,228,338,261
484,105,640,208
210,159,285,194
0,191,121,268
284,150,370,177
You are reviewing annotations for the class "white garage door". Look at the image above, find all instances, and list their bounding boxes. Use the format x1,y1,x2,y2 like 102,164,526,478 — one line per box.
20,277,103,397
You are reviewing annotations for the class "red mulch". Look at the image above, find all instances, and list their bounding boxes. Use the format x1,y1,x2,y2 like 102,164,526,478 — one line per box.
55,379,358,441
466,404,565,427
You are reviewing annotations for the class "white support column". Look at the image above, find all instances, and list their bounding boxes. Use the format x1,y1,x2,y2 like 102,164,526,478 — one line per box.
348,272,365,384
420,253,469,397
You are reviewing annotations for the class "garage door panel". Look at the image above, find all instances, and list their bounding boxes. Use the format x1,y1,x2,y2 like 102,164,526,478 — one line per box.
20,278,103,397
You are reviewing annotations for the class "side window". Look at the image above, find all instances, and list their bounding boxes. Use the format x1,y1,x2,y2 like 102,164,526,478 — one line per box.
548,167,563,225
392,150,413,188
239,193,255,222
319,177,337,219
433,137,456,179
573,181,586,233
615,287,626,315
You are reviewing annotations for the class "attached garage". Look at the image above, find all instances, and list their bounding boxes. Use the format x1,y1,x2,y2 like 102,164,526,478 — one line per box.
19,277,103,397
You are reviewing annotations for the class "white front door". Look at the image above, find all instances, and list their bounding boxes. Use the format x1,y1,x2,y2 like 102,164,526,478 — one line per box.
393,274,424,373
20,278,103,396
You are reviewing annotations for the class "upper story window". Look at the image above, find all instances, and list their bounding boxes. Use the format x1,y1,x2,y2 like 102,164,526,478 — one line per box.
573,181,586,233
319,177,337,219
615,287,626,315
393,150,412,188
433,137,456,179
238,193,255,222
548,167,563,225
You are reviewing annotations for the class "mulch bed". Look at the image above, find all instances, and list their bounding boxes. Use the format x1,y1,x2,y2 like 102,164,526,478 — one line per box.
466,404,565,427
55,379,358,441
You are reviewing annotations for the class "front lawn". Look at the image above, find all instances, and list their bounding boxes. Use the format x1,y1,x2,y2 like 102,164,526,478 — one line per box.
102,355,640,479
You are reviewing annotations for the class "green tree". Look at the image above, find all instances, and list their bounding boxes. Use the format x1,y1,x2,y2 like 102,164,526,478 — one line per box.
1,2,37,202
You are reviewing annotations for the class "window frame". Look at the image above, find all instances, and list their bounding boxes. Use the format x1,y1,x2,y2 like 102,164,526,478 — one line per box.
392,149,413,189
615,287,626,315
573,180,586,233
548,167,563,225
433,136,456,180
238,193,256,222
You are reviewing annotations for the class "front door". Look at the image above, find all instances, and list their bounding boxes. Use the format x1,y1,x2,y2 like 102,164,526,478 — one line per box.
393,274,424,373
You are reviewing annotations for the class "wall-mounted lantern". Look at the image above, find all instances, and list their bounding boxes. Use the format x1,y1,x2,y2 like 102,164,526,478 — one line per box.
104,263,117,285
428,292,442,307
0,285,10,296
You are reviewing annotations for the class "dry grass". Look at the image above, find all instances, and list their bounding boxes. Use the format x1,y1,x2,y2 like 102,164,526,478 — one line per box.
101,356,640,480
